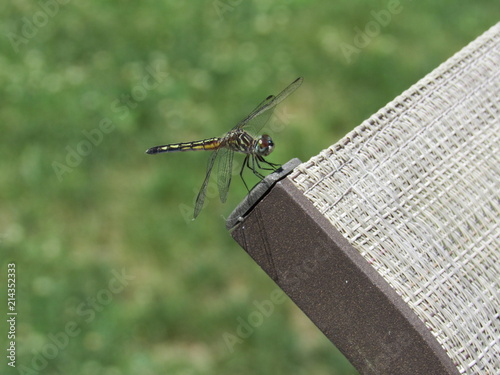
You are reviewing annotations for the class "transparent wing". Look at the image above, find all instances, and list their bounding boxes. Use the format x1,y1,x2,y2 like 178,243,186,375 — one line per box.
233,77,303,135
236,104,277,138
216,148,234,203
194,149,219,218
232,94,276,134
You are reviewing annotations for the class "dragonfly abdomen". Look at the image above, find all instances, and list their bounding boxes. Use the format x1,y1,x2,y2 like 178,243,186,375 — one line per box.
145,137,221,154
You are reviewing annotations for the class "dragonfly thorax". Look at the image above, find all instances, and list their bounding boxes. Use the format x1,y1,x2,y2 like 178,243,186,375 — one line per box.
254,134,274,156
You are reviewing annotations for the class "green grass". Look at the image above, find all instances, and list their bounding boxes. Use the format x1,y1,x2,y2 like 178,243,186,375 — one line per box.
1,1,497,374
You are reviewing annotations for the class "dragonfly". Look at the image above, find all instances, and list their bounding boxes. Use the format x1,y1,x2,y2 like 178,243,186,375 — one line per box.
146,77,303,218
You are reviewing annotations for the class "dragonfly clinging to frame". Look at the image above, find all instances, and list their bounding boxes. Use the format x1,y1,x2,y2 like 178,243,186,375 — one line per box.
146,77,303,218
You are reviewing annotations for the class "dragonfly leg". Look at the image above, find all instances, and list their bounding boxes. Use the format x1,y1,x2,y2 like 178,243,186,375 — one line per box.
249,156,265,179
240,155,251,192
256,155,281,171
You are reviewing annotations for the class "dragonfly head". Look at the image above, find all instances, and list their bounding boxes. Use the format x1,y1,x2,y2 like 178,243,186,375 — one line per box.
255,134,275,156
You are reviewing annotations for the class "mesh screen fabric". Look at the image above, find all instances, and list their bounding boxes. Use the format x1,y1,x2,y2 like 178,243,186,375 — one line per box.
289,23,499,374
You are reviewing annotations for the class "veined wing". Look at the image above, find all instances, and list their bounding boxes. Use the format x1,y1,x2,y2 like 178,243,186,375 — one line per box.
233,77,303,135
194,149,220,218
216,148,234,203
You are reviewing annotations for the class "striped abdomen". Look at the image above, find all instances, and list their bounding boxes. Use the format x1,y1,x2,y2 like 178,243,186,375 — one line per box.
145,137,221,154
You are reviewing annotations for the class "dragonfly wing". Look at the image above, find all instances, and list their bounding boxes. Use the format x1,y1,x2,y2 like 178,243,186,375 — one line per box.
233,95,275,129
216,148,234,203
194,149,219,218
233,77,303,135
237,104,277,137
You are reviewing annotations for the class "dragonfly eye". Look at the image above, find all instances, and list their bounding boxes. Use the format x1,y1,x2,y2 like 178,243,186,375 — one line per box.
256,134,274,156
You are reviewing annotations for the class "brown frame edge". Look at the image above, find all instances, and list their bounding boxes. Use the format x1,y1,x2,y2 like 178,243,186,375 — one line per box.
230,178,459,375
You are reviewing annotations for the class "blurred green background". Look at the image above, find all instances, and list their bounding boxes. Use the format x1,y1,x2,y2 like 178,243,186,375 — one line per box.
0,0,497,374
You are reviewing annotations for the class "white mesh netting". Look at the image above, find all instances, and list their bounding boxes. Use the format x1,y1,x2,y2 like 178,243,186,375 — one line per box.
289,23,499,374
